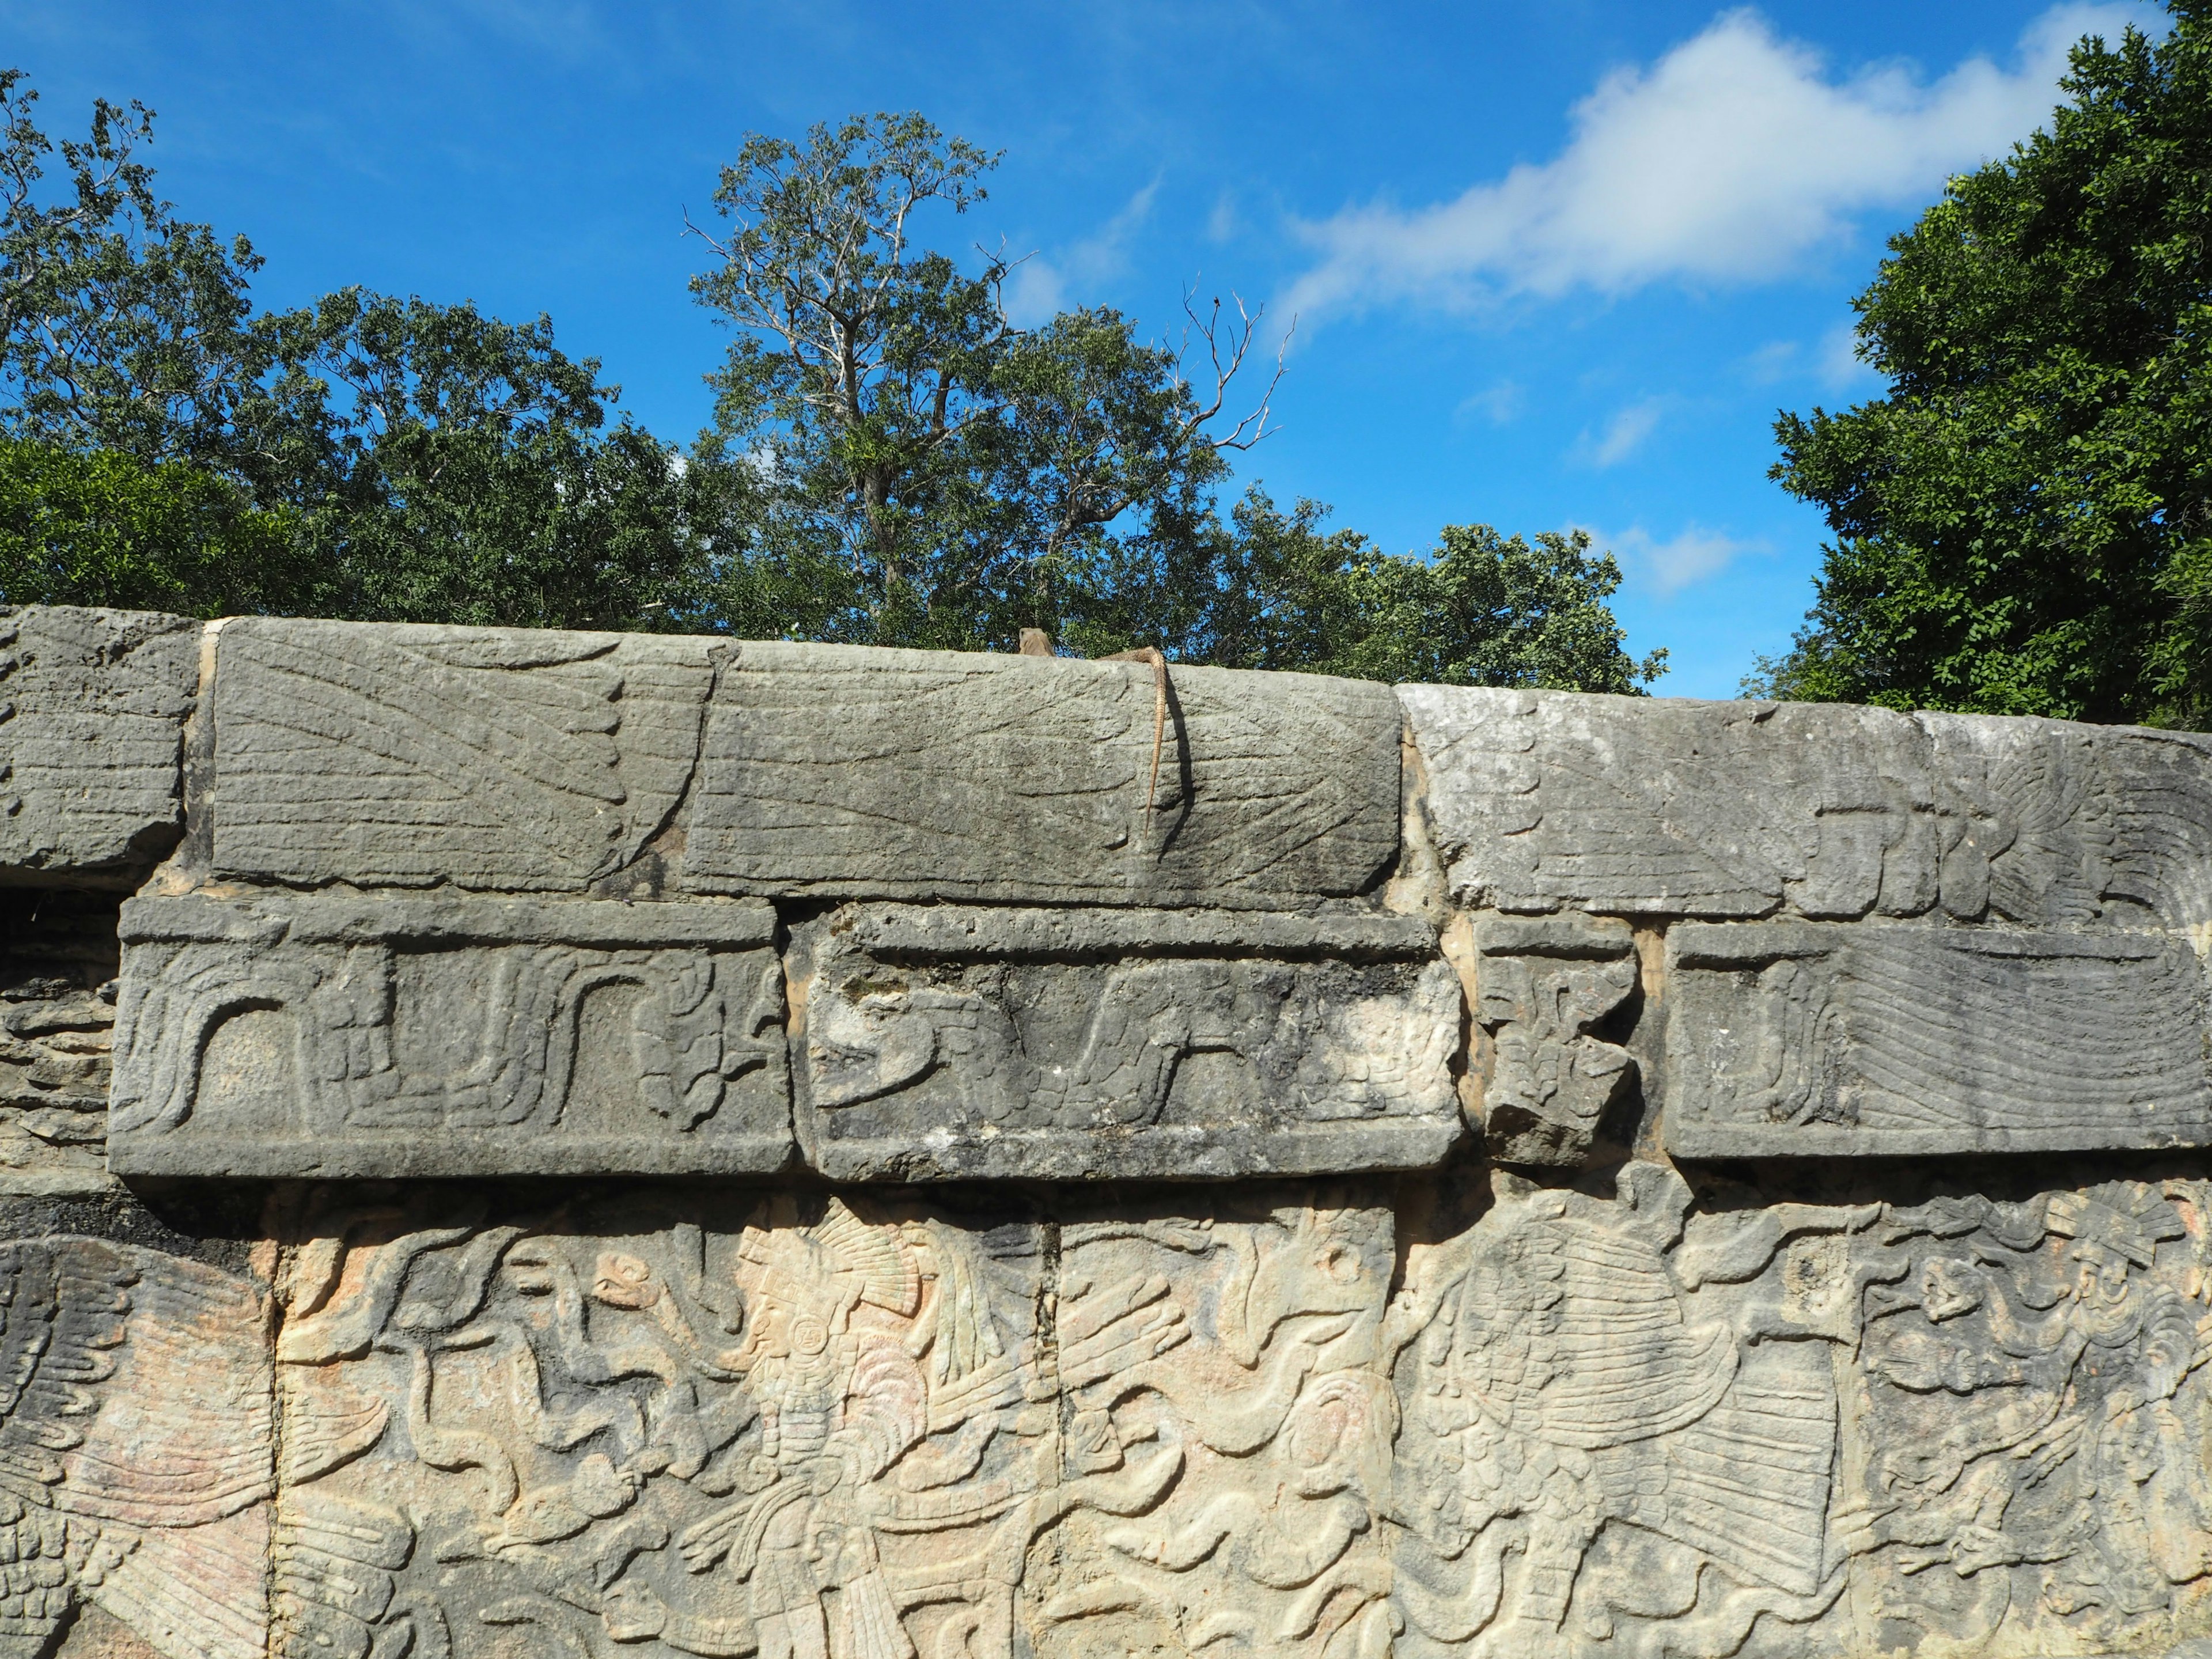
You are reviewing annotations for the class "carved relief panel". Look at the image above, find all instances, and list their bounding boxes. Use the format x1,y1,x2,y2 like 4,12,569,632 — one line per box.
109,895,792,1177
1664,922,2212,1156
791,907,1463,1180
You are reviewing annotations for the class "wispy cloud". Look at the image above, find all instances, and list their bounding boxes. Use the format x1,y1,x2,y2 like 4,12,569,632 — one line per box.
1207,190,1240,244
1577,397,1666,468
1456,379,1523,426
1816,320,1882,392
1283,3,2155,320
1599,523,1770,594
1007,177,1162,324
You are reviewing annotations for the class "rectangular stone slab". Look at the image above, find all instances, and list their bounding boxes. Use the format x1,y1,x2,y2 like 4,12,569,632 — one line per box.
1403,685,2212,937
204,617,723,892
1401,686,1946,919
109,893,791,1177
684,642,1403,907
1663,920,2212,1156
0,606,197,880
794,904,1462,1180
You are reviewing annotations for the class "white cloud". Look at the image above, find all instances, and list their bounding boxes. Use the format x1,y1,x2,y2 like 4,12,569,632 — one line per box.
1207,190,1241,244
1578,397,1666,467
1816,320,1881,392
1007,177,1162,325
1456,378,1523,425
1600,524,1768,594
1283,3,2156,318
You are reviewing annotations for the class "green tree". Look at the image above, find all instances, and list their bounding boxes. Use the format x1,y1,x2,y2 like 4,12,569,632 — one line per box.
0,73,695,630
1759,1,2212,724
0,438,304,613
684,111,1662,691
1185,491,1665,691
684,112,1276,653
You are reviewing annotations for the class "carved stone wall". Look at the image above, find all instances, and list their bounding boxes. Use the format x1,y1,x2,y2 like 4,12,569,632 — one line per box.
5,605,2212,1659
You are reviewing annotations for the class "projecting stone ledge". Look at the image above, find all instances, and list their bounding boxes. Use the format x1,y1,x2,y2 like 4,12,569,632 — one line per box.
0,605,198,881
201,620,1405,907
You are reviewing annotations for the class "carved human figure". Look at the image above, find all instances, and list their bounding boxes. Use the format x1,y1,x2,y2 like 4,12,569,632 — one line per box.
1848,1184,2212,1643
676,1204,926,1659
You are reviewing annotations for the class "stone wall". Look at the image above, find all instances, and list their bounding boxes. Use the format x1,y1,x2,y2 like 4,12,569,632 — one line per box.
7,603,2212,1659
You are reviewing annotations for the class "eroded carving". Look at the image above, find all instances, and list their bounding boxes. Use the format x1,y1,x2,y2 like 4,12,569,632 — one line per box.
207,618,721,892
1665,922,2212,1156
270,1193,1194,1659
1387,1165,1869,1659
0,606,197,878
1835,1182,2212,1655
109,895,791,1176
0,1238,273,1659
1473,914,1637,1168
1402,689,2212,937
686,645,1403,907
794,907,1460,1180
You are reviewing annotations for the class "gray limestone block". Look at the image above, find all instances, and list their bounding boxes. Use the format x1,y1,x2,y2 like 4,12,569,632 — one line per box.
1474,911,1638,1167
1402,686,1950,919
203,616,722,891
0,605,197,880
1403,684,2212,936
108,892,792,1177
1917,710,2212,932
1663,919,2212,1156
792,904,1463,1180
684,642,1403,907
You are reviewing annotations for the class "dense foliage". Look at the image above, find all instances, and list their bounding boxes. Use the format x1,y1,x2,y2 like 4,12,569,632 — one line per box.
1757,0,2212,724
0,84,1660,693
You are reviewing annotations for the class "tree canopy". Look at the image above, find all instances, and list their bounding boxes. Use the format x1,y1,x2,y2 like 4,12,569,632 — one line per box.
1756,0,2212,725
0,82,1662,695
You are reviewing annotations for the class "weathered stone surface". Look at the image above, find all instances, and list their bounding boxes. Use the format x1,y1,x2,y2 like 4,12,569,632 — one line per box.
685,643,1403,906
108,892,792,1177
0,890,125,1194
0,606,196,880
1665,919,2212,1156
249,1168,2212,1659
1404,687,2212,934
793,904,1461,1180
0,1233,273,1659
1402,687,1943,917
204,617,722,891
1473,911,1638,1167
13,600,2212,1658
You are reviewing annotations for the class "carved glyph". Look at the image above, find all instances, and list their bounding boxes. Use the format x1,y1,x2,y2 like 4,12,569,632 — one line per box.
1471,914,1638,1168
794,907,1461,1180
109,895,791,1176
1665,922,2212,1156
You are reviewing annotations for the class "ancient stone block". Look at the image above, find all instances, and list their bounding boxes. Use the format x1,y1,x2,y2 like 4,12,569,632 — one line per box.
0,606,196,880
1664,920,2212,1156
253,1168,2212,1659
1919,710,2212,931
1401,687,1949,918
0,1236,274,1659
108,893,792,1177
794,904,1461,1180
204,618,722,892
0,890,127,1195
264,1186,1400,1659
1474,911,1638,1167
684,643,1403,906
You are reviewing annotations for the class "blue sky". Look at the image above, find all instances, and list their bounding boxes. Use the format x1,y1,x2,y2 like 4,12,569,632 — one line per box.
0,0,2165,692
